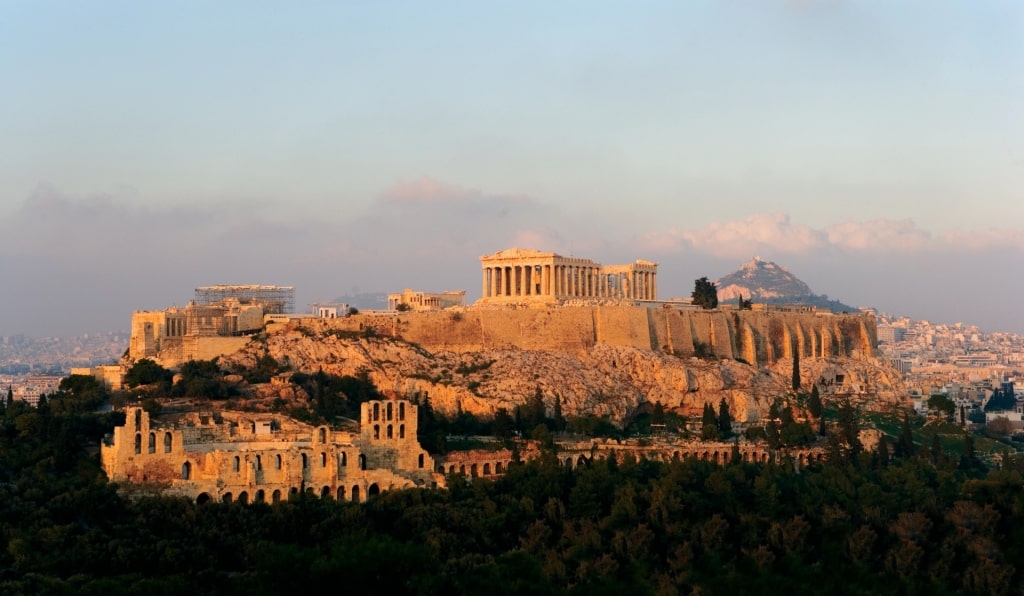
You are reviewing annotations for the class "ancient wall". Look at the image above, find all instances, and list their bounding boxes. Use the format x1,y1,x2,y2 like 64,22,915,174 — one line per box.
313,307,877,367
102,403,439,503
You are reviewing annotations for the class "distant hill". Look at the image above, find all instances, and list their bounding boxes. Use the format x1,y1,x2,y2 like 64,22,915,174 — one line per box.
716,257,859,313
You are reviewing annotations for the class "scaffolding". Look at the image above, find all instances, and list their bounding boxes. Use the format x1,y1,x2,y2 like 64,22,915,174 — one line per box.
194,285,296,314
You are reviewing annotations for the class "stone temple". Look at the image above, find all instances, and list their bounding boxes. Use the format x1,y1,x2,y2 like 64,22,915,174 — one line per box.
479,248,658,304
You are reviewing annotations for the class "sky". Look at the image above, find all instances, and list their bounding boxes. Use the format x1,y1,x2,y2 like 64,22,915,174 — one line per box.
1,1,1022,337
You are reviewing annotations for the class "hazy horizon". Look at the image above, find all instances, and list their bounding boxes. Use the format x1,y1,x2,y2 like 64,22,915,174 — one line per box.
2,2,1021,337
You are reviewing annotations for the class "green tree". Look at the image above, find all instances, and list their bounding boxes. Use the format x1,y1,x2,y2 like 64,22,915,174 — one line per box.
808,384,823,419
927,394,955,420
691,277,718,310
124,358,172,388
895,413,915,458
701,403,720,440
717,398,733,438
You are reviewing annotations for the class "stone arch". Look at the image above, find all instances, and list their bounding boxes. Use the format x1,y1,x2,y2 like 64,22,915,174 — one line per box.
134,433,141,455
359,454,366,470
321,486,330,498
255,489,265,503
459,465,466,475
673,451,680,460
495,461,504,474
164,432,172,453
272,489,281,503
340,452,348,467
387,425,393,439
222,492,233,503
368,483,381,498
448,465,456,474
483,463,491,475
181,461,191,480
238,491,249,504
471,463,478,477
352,485,361,503
702,451,710,461
418,453,425,469
196,492,211,505
147,432,156,453
337,486,346,501
578,455,587,467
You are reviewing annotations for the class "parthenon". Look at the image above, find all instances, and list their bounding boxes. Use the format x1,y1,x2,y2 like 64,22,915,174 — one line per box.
479,248,658,304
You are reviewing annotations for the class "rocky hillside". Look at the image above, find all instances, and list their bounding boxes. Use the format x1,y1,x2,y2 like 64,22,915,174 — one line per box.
220,323,907,425
717,257,858,312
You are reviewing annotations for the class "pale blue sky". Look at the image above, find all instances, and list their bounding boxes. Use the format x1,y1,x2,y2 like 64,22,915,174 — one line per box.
1,1,1022,335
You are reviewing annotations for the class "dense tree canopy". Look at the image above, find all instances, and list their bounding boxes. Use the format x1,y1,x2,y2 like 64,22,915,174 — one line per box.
691,277,719,310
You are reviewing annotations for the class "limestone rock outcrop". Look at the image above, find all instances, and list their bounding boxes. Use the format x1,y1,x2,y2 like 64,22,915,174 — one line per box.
221,308,907,424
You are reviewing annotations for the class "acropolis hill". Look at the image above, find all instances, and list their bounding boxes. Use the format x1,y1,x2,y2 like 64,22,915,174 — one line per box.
128,248,906,424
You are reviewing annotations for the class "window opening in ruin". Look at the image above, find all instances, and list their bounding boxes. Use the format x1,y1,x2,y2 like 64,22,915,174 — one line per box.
272,490,281,503
181,461,191,480
255,455,262,470
134,433,141,455
302,453,308,468
400,424,405,439
318,428,326,443
340,452,347,467
387,402,393,421
374,425,380,440
196,493,211,505
471,464,478,477
321,486,330,498
373,403,380,421
368,483,380,498
352,485,360,502
164,432,172,453
222,493,232,503
387,425,393,439
135,409,142,431
276,454,282,469
255,490,265,503
148,432,156,454
483,463,490,475
337,486,346,501
418,453,424,469
233,456,240,472
399,402,405,421
359,454,366,470
321,452,327,467
495,462,503,474
238,491,249,504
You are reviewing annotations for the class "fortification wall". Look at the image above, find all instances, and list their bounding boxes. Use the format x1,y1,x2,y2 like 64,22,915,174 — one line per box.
317,307,877,367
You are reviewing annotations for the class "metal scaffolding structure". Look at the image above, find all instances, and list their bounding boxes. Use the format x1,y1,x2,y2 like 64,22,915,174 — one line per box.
194,285,296,314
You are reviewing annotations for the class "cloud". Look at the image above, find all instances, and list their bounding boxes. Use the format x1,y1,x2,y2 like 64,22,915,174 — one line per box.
378,176,483,205
641,212,1024,258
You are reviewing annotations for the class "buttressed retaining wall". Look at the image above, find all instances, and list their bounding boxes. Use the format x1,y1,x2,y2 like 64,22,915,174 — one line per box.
316,307,877,366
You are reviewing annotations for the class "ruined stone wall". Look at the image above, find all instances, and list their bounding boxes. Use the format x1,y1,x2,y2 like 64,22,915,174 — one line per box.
315,307,877,367
102,404,440,503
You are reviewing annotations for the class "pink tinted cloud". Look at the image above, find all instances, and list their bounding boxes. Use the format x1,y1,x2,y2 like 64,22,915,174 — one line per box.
641,213,1024,257
378,175,482,205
